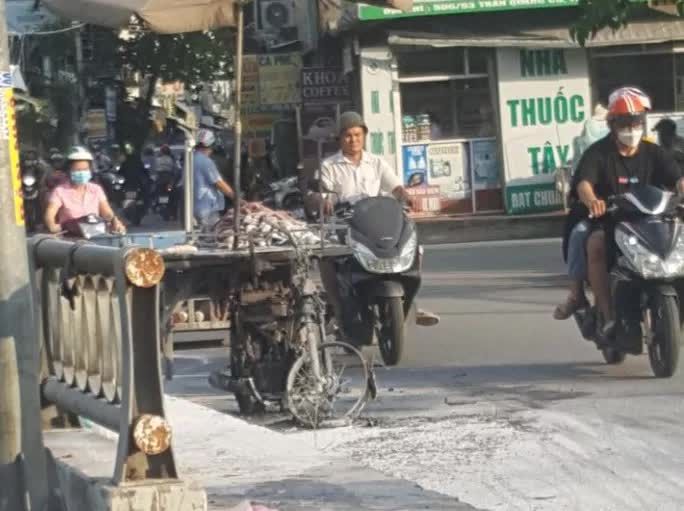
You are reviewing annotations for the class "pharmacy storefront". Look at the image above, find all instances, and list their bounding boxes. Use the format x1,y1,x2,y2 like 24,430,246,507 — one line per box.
353,3,684,216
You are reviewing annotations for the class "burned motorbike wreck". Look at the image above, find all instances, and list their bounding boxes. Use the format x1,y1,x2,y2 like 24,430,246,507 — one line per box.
202,203,375,428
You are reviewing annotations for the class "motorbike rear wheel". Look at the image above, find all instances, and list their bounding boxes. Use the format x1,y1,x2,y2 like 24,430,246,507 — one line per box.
377,297,405,366
648,294,681,378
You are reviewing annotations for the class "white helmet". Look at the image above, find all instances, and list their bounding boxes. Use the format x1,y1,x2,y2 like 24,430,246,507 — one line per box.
196,129,216,148
66,145,94,162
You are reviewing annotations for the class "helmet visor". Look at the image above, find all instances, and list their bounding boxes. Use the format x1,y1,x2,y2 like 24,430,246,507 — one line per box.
611,113,645,129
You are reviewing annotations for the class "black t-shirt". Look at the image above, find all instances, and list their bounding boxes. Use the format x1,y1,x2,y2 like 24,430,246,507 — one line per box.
575,136,682,199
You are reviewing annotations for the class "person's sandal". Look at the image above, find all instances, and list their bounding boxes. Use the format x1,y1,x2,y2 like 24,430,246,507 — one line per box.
553,296,588,320
416,309,440,327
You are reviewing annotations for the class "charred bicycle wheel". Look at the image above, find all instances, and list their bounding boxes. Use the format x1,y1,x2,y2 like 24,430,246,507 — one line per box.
286,328,371,428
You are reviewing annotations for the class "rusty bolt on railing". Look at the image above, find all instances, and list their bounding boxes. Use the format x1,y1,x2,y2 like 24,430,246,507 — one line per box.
124,248,165,288
132,414,172,455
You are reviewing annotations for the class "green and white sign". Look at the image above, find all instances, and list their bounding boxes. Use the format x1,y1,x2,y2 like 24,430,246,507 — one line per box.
358,0,578,21
506,181,563,215
497,48,590,215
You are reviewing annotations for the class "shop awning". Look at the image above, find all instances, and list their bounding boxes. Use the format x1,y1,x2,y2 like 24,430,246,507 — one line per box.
350,0,414,10
42,0,237,33
388,11,684,48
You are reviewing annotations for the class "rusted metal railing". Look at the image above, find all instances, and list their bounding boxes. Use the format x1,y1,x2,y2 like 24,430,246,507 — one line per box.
27,236,174,484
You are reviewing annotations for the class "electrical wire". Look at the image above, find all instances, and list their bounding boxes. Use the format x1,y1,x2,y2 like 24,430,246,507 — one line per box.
10,23,86,37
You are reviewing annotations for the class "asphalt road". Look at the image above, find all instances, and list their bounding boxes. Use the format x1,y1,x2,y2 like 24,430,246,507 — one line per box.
167,239,684,510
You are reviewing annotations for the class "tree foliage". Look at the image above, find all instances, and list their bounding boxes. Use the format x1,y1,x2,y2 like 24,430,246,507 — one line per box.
571,0,684,46
112,24,235,153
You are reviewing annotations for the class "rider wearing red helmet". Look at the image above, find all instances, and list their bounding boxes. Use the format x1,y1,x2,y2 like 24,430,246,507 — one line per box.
566,88,684,336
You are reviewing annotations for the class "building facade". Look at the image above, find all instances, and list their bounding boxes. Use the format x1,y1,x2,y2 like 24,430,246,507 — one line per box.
319,2,684,216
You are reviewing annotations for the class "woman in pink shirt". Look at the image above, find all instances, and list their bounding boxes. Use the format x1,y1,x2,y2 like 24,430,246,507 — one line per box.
44,146,126,234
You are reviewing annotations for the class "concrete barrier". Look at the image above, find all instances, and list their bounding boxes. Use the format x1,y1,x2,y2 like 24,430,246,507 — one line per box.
416,213,565,245
45,430,206,511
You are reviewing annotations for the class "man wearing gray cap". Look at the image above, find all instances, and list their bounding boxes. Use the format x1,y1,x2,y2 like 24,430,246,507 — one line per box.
319,111,411,212
317,111,439,329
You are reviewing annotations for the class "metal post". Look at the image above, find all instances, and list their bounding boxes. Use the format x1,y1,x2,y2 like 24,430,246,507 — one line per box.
0,337,20,463
74,26,85,144
0,1,48,508
232,2,245,250
183,130,195,237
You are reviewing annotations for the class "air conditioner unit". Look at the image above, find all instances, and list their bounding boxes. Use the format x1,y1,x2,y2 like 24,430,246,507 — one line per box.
257,0,296,32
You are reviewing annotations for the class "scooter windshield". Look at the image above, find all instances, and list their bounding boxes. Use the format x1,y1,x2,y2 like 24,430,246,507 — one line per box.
617,185,678,216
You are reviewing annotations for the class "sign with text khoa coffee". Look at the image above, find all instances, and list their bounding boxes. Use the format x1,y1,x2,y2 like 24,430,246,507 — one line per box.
497,48,590,214
301,68,351,104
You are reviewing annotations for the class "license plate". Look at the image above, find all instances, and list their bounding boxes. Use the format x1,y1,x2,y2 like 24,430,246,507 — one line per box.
125,191,137,199
158,197,169,204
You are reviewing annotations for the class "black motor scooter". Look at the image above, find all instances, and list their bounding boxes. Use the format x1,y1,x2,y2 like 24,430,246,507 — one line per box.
21,163,40,232
327,196,421,366
94,165,126,209
154,171,179,221
574,185,684,377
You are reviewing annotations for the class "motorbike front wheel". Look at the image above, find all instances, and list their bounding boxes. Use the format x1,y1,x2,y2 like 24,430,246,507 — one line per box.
377,297,405,366
648,294,681,378
286,339,371,428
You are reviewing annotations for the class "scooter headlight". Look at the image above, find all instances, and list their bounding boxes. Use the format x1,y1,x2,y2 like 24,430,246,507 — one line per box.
350,230,417,274
22,175,36,186
616,228,684,279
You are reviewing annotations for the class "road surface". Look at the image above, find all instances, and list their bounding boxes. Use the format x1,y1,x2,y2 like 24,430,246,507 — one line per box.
167,239,684,511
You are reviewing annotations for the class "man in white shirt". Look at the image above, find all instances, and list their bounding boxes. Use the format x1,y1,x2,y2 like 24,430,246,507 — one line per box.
319,112,410,211
318,111,439,330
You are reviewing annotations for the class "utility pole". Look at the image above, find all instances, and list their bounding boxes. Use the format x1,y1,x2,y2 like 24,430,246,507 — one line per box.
0,1,49,509
232,1,246,249
73,25,85,144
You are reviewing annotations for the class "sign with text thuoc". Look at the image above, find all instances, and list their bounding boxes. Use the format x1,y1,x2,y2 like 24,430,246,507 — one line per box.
497,47,590,214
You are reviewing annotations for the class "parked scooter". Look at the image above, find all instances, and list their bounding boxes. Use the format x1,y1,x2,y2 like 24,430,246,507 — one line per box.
122,186,146,226
21,161,41,232
119,156,148,226
154,171,179,221
325,195,421,366
573,185,684,377
94,164,126,208
262,175,305,220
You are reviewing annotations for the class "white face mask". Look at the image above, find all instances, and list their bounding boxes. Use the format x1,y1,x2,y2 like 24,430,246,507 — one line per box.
617,128,644,148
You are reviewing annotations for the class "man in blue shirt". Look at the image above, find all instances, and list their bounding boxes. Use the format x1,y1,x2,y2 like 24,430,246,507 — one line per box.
193,129,236,228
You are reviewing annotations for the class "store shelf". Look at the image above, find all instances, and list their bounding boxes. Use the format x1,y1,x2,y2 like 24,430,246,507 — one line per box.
401,136,496,145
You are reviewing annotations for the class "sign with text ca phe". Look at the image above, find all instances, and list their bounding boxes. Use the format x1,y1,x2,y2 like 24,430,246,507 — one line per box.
497,47,590,215
358,0,578,21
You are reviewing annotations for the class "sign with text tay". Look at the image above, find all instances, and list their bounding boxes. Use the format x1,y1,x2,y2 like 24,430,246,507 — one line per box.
497,48,590,214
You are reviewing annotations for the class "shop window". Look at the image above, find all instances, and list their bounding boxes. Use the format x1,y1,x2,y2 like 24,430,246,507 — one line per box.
400,78,495,139
467,48,489,75
371,90,380,114
388,131,396,154
675,55,684,110
397,48,466,77
370,132,384,155
592,53,674,111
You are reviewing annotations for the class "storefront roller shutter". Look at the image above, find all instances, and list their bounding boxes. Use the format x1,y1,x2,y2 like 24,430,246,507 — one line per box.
388,11,684,49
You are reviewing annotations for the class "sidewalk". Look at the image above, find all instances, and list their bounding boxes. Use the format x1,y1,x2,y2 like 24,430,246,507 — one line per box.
416,212,565,245
46,396,480,511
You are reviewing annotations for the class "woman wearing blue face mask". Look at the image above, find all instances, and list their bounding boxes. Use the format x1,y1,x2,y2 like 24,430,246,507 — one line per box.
44,146,126,234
